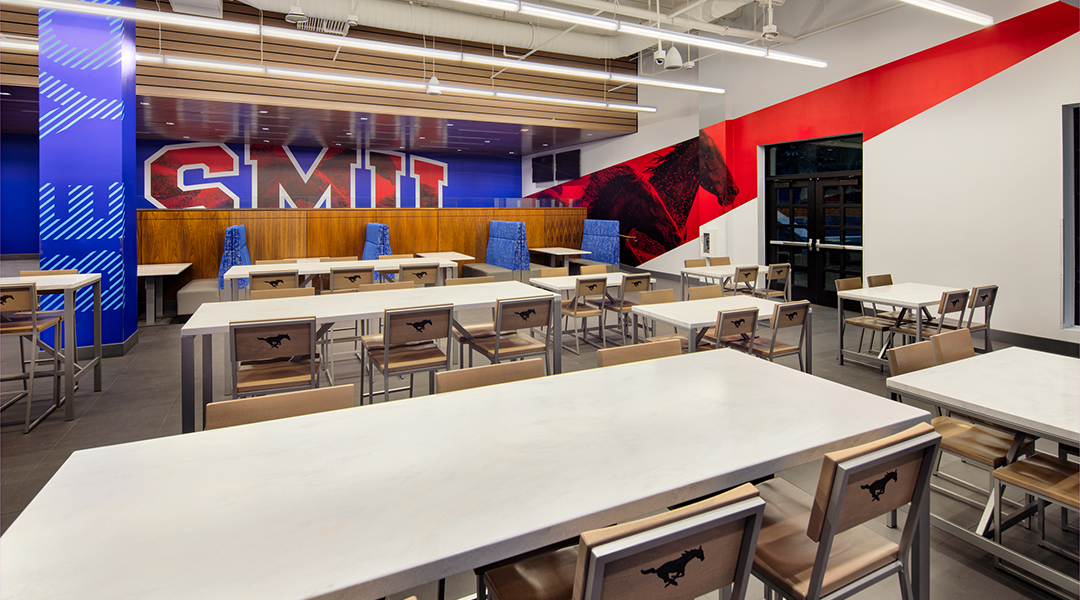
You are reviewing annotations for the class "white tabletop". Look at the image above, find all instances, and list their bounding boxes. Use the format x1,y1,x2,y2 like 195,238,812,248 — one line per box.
530,247,591,256
181,281,557,336
681,264,766,279
0,273,101,292
137,263,192,277
0,350,929,600
224,258,456,281
887,347,1079,446
632,296,782,330
836,282,959,309
417,252,474,261
530,273,652,293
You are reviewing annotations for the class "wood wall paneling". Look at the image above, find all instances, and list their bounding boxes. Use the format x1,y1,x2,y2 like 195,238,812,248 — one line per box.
545,209,586,249
228,210,307,262
437,209,494,264
306,210,372,258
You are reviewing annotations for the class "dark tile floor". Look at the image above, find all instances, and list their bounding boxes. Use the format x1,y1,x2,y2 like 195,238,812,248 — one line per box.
1,259,1074,600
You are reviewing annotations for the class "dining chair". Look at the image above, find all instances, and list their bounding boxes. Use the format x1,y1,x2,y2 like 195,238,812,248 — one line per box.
725,266,759,296
330,266,375,291
931,328,975,364
397,263,441,287
205,384,355,429
320,256,358,262
708,256,732,266
746,300,810,371
752,423,940,600
15,269,77,376
250,287,316,300
689,284,725,300
684,258,707,268
598,272,651,345
562,276,607,355
639,288,689,351
597,338,682,367
248,270,300,294
579,264,608,275
754,263,792,302
480,483,764,600
446,276,496,286
930,285,997,352
705,307,759,353
361,304,453,404
835,276,894,357
539,267,568,278
461,296,554,374
993,453,1079,563
863,274,908,339
1,283,64,433
229,317,318,400
893,289,969,341
434,358,545,393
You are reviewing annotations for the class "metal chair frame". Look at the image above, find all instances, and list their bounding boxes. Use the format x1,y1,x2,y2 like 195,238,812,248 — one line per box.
462,296,554,375
362,304,453,404
228,317,319,401
1,283,65,433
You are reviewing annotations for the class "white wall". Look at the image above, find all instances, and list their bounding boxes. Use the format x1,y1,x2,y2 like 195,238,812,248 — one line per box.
864,34,1079,343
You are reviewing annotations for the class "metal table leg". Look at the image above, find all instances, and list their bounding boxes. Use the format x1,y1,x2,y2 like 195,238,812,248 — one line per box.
182,334,195,433
551,295,562,374
202,334,214,428
93,281,101,391
144,276,155,325
806,306,813,374
64,288,76,420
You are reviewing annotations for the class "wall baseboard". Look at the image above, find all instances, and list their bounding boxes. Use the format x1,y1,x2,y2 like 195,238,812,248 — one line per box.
1,253,40,261
76,330,139,360
989,330,1079,358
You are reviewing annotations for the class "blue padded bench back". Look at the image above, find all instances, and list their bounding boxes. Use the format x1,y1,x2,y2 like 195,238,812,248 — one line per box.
581,219,619,265
218,224,251,290
485,220,529,271
362,222,392,261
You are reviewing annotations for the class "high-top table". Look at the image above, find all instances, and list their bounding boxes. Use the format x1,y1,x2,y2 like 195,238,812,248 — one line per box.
887,347,1079,598
529,246,590,268
631,296,807,367
679,264,767,300
836,282,958,368
137,263,191,325
222,257,460,299
0,350,932,600
180,281,561,433
0,274,103,421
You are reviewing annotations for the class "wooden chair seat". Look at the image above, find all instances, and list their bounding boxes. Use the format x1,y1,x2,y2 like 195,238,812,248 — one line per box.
746,337,800,358
450,322,500,342
753,288,786,300
236,359,319,394
844,315,893,331
932,317,987,331
485,546,578,600
0,316,62,335
875,309,912,322
645,333,689,350
993,453,1080,509
933,417,1023,468
561,299,601,317
930,415,974,438
753,477,899,600
596,298,638,313
367,342,446,373
469,333,548,359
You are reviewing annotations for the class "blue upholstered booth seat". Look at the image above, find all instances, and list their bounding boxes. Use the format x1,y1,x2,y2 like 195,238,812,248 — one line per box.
485,221,530,271
218,224,251,290
581,219,619,265
362,223,392,260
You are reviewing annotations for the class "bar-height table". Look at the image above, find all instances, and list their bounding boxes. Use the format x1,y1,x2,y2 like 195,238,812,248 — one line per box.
887,347,1080,598
529,246,590,268
222,257,461,299
1,350,932,600
137,263,191,325
679,264,767,300
180,281,561,433
0,274,103,421
836,282,959,368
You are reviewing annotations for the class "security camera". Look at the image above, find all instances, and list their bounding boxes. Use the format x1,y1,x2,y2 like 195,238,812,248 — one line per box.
653,49,666,66
683,60,695,70
761,24,778,41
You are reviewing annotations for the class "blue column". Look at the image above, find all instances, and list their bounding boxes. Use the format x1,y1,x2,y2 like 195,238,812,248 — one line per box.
38,0,136,348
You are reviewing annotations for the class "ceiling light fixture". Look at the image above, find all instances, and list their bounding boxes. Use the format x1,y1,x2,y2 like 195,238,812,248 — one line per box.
619,22,767,57
426,75,442,95
663,45,683,70
284,5,308,24
764,49,828,68
450,0,520,11
898,0,993,26
165,55,267,73
0,36,39,52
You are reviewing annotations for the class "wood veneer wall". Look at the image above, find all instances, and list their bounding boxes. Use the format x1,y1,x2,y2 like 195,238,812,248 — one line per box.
137,207,586,281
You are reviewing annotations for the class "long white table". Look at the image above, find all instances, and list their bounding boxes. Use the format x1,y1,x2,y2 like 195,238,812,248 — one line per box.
1,350,931,600
180,281,561,433
529,246,590,268
836,282,958,367
0,274,103,421
222,257,460,299
679,264,767,300
137,263,191,325
529,272,654,294
887,347,1079,598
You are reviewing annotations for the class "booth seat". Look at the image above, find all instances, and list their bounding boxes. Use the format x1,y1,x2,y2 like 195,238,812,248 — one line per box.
361,223,392,260
570,219,619,274
462,220,538,282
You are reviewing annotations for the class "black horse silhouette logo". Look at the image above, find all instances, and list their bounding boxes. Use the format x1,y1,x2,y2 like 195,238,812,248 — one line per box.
346,275,365,283
413,271,428,280
586,284,598,291
406,319,433,332
862,470,898,502
0,294,14,305
731,318,745,328
980,294,988,302
257,333,291,348
631,280,642,287
514,309,536,322
641,546,705,587
265,279,285,288
785,311,798,321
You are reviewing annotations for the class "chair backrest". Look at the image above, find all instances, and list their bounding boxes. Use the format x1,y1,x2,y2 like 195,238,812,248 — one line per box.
573,276,607,299
205,384,355,429
597,338,682,367
231,317,316,364
733,266,758,289
397,263,440,286
684,258,707,268
330,267,375,290
446,276,496,286
250,287,316,300
321,256,358,262
716,307,758,342
540,267,568,278
20,269,78,276
932,328,975,364
362,222,392,261
639,289,676,305
689,285,725,300
572,483,764,600
218,224,252,290
434,358,545,393
0,283,37,316
580,265,608,275
969,285,998,325
766,263,790,287
248,270,299,291
580,219,620,265
887,340,937,376
485,221,529,271
255,259,297,265
866,274,893,287
380,254,415,259
708,256,732,266
384,304,453,346
834,277,862,292
937,289,970,318
494,296,553,334
357,281,416,292
621,273,650,295
803,423,940,598
771,300,810,330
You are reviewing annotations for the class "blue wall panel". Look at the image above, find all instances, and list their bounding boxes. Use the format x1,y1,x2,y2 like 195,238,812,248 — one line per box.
1,134,40,255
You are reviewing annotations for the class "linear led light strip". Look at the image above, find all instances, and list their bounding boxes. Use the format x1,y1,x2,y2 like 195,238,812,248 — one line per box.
133,53,657,112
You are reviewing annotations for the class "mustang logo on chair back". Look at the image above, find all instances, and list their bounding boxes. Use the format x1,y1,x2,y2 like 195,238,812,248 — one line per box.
346,275,365,283
257,333,291,348
0,294,14,305
731,318,745,328
413,271,428,279
631,280,642,287
980,293,988,302
640,546,705,587
586,284,598,291
514,309,536,322
862,470,898,501
950,299,960,307
406,319,433,332
785,311,798,321
264,279,285,288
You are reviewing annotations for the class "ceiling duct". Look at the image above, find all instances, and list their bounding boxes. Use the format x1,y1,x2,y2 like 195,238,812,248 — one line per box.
298,16,351,35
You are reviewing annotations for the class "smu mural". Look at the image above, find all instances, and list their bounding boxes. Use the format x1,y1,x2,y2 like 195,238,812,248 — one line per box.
138,141,517,209
530,1,1078,267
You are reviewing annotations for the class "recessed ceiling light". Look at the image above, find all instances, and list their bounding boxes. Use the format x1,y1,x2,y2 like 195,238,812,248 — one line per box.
447,123,454,127
484,140,490,143
140,101,149,105
183,135,189,139
543,143,548,147
360,117,368,120
166,122,174,125
457,149,462,152
259,110,268,114
419,136,425,140
346,132,353,135
400,146,405,149
335,143,341,146
0,92,11,96
264,139,269,142
262,127,269,130
587,133,593,136
509,151,515,154
520,128,528,132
